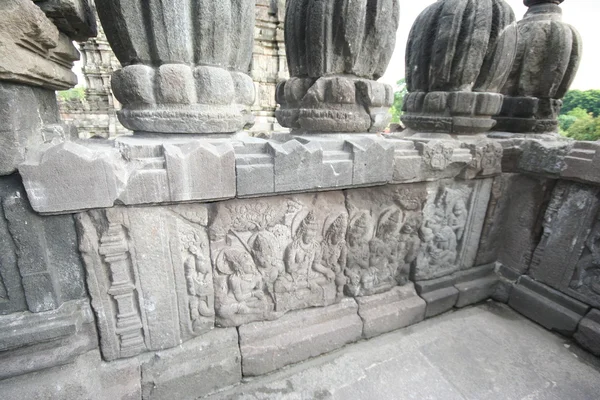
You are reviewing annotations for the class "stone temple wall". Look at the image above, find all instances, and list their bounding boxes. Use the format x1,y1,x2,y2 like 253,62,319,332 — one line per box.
0,0,598,399
59,1,288,138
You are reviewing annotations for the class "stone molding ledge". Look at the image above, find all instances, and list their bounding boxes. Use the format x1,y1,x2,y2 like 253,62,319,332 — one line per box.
18,133,503,214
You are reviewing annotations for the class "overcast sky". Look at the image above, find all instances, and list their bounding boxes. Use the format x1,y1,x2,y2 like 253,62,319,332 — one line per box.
381,0,599,90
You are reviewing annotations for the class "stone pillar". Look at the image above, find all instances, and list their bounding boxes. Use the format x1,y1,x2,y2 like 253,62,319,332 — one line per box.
495,0,582,134
95,0,256,134
401,0,518,135
275,0,400,134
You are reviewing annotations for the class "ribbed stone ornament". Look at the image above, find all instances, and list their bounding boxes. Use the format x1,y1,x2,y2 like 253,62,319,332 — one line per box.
495,0,582,133
402,0,518,134
95,0,256,134
276,0,400,133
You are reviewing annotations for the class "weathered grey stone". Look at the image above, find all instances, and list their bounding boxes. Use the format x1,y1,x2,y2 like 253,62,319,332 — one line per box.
0,300,97,380
96,0,256,133
402,0,517,134
140,328,241,399
239,298,362,376
454,264,499,308
495,0,582,133
509,276,589,336
277,0,399,133
356,283,426,339
0,0,80,90
76,205,214,361
562,141,600,185
209,192,347,326
492,264,521,304
518,139,573,177
0,82,69,176
476,174,552,273
34,0,97,41
345,184,429,296
414,178,493,280
20,137,236,213
574,309,600,357
415,274,459,318
0,176,86,314
529,181,600,308
0,350,140,400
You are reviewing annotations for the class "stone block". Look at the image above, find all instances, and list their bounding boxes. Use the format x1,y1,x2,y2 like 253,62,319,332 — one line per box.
0,175,86,314
0,350,140,400
0,83,64,175
492,264,521,304
141,328,241,400
0,0,79,90
356,283,426,339
509,276,589,336
454,264,499,308
574,309,600,357
76,205,214,361
0,300,98,380
34,0,98,41
239,298,363,376
415,274,459,318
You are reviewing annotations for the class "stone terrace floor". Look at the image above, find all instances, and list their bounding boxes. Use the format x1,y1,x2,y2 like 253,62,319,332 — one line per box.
205,302,600,400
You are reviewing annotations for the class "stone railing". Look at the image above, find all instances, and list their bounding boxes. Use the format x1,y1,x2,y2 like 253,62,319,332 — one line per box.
0,0,598,399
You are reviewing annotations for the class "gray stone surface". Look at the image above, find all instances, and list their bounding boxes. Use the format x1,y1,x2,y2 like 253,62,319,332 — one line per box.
574,309,600,357
0,82,69,176
34,0,97,41
495,1,582,133
0,350,141,400
76,205,214,361
277,0,399,133
356,283,426,339
141,328,241,400
206,303,600,400
0,175,86,314
476,174,552,273
415,274,459,318
509,276,589,336
0,0,80,90
0,299,97,380
96,0,256,133
402,0,517,134
454,264,499,308
239,298,362,376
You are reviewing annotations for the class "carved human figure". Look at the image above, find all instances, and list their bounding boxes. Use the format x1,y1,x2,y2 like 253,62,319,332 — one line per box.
449,200,468,242
419,209,458,271
250,231,284,299
322,214,348,298
275,212,334,301
345,212,371,296
217,248,270,317
397,215,422,284
183,238,215,332
375,209,403,285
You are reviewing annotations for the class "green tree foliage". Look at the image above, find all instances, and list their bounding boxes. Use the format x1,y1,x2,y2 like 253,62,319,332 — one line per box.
562,90,600,117
561,107,600,141
57,87,85,101
389,78,407,124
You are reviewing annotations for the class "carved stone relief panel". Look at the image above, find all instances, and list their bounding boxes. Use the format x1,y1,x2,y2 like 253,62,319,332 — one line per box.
344,184,428,297
529,181,600,308
209,192,347,326
414,178,493,281
76,204,214,361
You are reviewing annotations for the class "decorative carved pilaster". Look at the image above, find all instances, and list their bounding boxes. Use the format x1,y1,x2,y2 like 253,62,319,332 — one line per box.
95,0,256,134
402,0,518,134
495,0,582,133
276,0,400,133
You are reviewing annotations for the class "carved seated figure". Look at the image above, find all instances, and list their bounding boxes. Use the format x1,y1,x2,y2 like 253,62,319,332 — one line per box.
250,231,284,299
449,200,468,242
215,248,272,326
417,209,458,279
366,238,393,295
275,212,336,311
376,209,402,287
397,215,422,285
184,242,215,333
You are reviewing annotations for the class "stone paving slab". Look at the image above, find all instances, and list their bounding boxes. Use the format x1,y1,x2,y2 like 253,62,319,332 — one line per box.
205,303,600,400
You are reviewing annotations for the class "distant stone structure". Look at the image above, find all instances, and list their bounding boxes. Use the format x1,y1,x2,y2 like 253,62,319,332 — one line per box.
59,1,287,138
1,1,599,399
